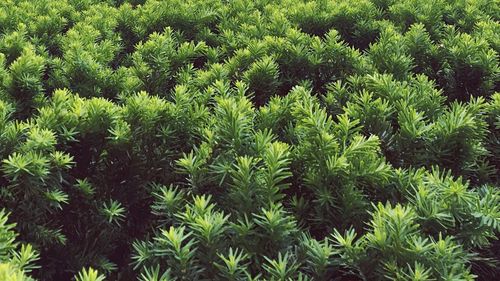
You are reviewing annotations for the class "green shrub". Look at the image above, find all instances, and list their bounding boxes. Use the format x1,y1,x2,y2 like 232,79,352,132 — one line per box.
0,0,498,280
438,29,499,101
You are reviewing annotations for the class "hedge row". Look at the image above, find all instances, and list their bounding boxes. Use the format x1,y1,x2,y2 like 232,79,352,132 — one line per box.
0,0,498,280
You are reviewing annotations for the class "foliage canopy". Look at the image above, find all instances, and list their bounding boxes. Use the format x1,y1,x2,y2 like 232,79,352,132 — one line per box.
0,0,498,280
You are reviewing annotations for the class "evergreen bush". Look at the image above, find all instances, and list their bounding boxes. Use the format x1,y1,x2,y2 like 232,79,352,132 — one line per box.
0,0,498,280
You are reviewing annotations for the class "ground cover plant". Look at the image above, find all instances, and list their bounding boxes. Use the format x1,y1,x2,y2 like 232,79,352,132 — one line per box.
0,0,499,280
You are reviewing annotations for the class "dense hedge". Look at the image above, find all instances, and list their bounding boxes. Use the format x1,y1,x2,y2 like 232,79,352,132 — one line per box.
0,0,499,280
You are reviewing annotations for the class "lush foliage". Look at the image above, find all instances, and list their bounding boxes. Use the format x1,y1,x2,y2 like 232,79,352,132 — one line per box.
0,0,498,280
